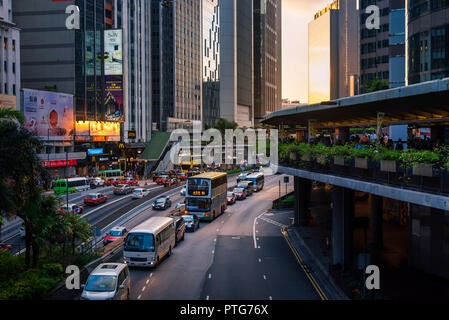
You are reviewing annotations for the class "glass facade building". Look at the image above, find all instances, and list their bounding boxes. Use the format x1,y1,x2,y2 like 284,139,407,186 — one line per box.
151,0,202,132
360,0,405,91
253,0,282,123
407,0,449,84
202,0,220,128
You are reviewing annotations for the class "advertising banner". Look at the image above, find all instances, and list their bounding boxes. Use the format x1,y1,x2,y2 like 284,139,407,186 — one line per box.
104,75,124,121
104,29,123,76
23,89,74,141
0,94,17,110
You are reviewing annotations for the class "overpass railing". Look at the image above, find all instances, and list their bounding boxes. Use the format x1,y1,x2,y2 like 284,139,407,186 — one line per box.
280,143,449,196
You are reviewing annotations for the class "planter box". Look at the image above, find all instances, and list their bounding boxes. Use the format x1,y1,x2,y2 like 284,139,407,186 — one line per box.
380,160,397,173
301,154,311,162
334,156,345,166
355,158,368,169
412,164,438,177
316,155,327,165
289,152,298,161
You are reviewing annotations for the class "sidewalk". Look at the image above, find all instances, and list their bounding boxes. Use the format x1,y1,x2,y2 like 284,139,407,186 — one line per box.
283,221,349,300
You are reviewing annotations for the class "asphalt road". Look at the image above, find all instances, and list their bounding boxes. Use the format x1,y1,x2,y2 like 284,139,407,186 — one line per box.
127,174,321,301
2,182,173,255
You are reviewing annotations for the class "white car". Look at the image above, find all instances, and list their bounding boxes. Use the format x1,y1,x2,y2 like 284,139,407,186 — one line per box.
180,187,186,196
132,188,150,199
92,178,105,187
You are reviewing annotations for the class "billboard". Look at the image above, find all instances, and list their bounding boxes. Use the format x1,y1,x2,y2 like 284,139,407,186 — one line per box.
104,29,123,76
75,121,120,142
23,89,74,141
0,94,17,110
104,75,124,121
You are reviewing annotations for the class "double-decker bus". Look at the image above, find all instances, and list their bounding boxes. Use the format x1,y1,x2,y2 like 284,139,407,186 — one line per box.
246,172,265,192
185,172,227,221
53,178,90,195
98,169,124,182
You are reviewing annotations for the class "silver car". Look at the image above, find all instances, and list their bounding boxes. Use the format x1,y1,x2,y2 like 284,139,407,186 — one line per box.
80,263,131,300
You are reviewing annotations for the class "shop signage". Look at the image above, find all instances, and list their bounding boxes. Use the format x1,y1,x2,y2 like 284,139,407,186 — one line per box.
42,160,77,168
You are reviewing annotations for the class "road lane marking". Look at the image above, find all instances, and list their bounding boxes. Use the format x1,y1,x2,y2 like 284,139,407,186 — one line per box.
281,227,328,301
208,274,212,279
81,195,133,218
258,258,262,263
253,212,266,248
142,287,146,292
150,273,153,278
146,280,149,285
263,275,267,280
259,216,287,228
138,295,142,300
269,296,273,300
206,296,210,300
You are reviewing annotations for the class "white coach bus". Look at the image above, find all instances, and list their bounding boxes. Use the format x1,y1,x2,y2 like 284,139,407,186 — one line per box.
123,217,175,268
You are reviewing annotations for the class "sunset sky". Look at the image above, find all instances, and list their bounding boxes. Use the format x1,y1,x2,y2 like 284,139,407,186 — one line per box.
282,0,330,103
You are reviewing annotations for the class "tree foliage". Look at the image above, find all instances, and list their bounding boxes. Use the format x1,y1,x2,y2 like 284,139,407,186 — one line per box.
365,78,389,93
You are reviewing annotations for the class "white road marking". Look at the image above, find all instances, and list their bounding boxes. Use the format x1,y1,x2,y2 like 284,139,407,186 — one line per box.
208,274,212,279
258,258,262,263
146,280,149,285
263,275,267,280
269,296,273,300
150,273,153,278
212,250,215,254
138,295,142,300
206,296,210,300
142,287,146,292
259,216,287,228
81,195,132,218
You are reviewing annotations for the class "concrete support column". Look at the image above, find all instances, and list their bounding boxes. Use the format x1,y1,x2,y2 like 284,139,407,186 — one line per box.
370,195,383,250
332,186,354,270
294,177,311,227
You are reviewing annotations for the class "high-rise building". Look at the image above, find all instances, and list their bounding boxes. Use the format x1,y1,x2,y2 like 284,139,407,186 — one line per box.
13,0,106,121
151,0,203,132
0,0,21,107
253,0,282,124
202,0,220,128
406,0,449,85
308,0,359,104
359,0,405,91
105,0,114,29
219,0,254,128
119,0,152,144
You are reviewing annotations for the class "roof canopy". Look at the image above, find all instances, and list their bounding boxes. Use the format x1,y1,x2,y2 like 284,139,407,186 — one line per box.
262,78,449,128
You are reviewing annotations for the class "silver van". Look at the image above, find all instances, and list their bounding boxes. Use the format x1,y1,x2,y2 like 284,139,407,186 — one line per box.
81,263,131,300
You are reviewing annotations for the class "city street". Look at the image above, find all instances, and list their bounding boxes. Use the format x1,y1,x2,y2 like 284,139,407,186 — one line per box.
125,174,320,301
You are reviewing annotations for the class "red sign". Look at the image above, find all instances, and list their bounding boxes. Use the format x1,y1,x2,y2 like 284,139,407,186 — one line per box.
42,160,78,168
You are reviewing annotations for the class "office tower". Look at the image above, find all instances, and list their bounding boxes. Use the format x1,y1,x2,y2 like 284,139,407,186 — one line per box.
119,0,152,144
253,0,282,124
406,0,449,85
219,0,254,128
308,0,359,104
202,0,220,128
13,0,106,121
360,0,405,91
0,0,20,107
151,0,203,132
105,0,114,29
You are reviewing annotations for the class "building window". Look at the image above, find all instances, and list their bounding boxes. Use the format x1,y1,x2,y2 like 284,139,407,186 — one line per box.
3,37,7,49
12,39,15,51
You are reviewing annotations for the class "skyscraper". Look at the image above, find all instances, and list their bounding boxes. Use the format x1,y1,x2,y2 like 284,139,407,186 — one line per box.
308,0,359,104
253,0,282,124
406,0,449,85
119,0,152,144
151,0,203,132
219,0,254,128
359,0,405,91
202,0,220,128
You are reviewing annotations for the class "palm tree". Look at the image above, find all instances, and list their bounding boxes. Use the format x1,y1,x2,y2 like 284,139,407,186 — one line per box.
66,214,92,256
0,108,25,126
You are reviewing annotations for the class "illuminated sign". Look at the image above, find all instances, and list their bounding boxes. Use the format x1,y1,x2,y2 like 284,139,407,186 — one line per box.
88,149,104,155
104,30,123,76
42,160,77,168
